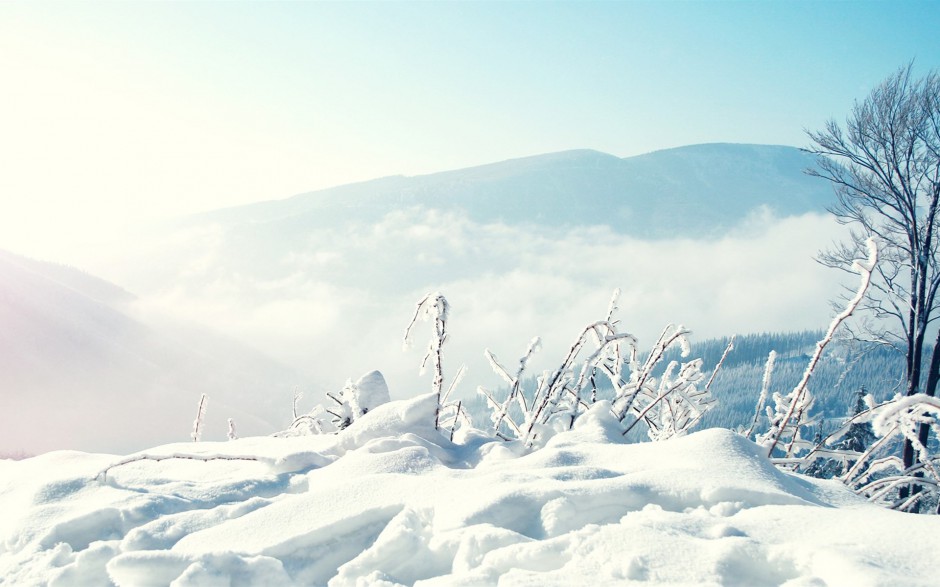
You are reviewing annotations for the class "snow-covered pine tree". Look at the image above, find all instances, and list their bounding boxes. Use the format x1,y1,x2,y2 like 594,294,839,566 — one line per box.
836,388,876,455
839,393,940,512
803,388,876,479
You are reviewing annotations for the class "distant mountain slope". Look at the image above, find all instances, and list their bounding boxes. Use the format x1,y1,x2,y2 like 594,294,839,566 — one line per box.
188,143,832,239
0,251,302,455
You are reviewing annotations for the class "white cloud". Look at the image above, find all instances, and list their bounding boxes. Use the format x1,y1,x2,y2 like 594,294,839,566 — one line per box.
124,209,850,400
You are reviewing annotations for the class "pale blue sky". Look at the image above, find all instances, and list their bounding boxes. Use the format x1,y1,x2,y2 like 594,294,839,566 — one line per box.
1,1,938,258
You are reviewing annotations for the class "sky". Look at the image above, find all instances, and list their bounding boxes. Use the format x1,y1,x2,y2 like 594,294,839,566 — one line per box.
1,1,939,261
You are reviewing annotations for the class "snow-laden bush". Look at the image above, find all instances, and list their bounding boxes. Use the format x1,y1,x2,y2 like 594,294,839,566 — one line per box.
797,393,940,513
740,237,939,513
283,370,392,436
476,289,727,448
148,287,721,461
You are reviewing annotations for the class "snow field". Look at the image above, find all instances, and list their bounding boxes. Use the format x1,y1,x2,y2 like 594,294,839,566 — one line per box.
2,393,939,586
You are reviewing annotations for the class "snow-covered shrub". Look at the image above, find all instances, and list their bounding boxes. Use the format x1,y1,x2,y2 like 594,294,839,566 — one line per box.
811,394,940,513
478,289,726,447
742,239,939,512
282,371,391,436
613,325,730,442
477,319,629,447
800,388,875,479
326,373,386,430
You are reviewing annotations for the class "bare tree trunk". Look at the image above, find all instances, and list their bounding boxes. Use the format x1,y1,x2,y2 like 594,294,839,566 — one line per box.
900,323,925,501
903,328,940,509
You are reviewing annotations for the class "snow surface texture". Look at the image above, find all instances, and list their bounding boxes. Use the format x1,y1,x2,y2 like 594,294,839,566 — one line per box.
2,393,939,586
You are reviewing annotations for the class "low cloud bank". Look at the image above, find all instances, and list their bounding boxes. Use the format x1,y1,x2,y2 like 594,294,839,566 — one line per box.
126,209,848,400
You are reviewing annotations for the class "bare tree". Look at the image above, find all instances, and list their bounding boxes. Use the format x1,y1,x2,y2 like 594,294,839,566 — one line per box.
808,64,940,504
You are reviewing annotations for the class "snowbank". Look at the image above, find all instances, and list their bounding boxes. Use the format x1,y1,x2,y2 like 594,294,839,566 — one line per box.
2,395,938,586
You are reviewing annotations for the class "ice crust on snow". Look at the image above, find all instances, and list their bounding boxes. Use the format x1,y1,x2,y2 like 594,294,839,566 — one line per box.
2,395,940,586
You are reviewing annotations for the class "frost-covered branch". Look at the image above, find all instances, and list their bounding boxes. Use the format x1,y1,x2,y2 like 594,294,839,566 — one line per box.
762,238,877,458
95,452,265,482
479,337,540,439
191,394,209,443
792,391,940,512
704,336,735,396
744,350,776,440
522,320,620,446
615,324,690,423
404,292,452,429
292,390,304,420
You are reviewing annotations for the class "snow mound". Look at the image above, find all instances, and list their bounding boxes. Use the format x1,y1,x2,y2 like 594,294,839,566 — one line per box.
2,395,939,586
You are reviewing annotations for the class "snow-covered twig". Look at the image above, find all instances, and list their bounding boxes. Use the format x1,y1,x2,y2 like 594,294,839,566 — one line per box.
95,452,265,482
191,394,209,443
404,292,452,430
704,336,735,396
745,350,776,440
292,390,304,420
523,320,619,445
480,337,540,438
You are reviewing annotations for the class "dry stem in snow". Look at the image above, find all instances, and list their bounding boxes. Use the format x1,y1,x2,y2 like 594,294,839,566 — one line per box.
191,393,209,443
404,292,452,429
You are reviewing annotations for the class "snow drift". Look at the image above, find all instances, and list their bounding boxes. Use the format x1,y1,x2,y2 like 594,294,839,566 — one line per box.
2,393,939,586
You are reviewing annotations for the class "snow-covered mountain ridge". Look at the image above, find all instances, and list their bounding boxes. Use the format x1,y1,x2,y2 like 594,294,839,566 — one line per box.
2,393,937,586
184,143,830,239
